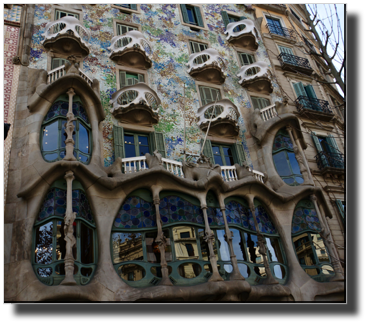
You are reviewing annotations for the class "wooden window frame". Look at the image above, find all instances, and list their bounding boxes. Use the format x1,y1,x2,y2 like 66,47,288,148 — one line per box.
195,81,224,107
187,37,210,55
115,65,149,90
113,19,141,36
123,131,151,158
178,4,208,31
236,51,256,67
111,4,140,15
248,92,272,109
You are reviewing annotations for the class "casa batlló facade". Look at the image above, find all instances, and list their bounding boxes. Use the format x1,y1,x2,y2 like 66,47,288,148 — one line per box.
4,4,345,302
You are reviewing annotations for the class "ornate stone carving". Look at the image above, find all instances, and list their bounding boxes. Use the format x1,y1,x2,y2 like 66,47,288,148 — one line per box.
238,61,273,93
63,88,77,161
224,18,259,51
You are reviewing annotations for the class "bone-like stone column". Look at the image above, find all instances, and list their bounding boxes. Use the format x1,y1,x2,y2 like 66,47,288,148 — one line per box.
248,198,278,285
153,195,172,286
220,206,245,280
60,170,77,286
201,204,223,282
286,125,312,185
63,88,77,161
310,195,344,281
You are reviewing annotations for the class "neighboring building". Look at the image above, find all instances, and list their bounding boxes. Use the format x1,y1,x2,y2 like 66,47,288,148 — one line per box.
4,4,345,302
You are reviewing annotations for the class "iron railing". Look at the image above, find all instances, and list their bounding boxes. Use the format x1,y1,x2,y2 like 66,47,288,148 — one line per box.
315,151,344,170
295,96,332,114
277,53,312,70
266,23,297,41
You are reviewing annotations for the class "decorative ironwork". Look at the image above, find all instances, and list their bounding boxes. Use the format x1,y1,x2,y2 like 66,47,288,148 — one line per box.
295,96,332,114
277,53,312,70
315,151,344,170
266,23,296,41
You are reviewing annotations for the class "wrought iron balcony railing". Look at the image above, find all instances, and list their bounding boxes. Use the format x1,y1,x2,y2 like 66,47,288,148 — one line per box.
277,53,312,71
315,151,344,171
295,96,332,114
266,23,297,41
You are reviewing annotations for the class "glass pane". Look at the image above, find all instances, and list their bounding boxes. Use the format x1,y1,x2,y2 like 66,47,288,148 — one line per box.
238,263,250,278
288,152,301,175
178,263,201,278
37,267,53,277
212,146,223,166
198,229,217,261
112,232,143,264
293,234,316,266
81,223,94,264
217,229,230,261
273,151,292,176
78,154,88,163
125,142,136,158
265,237,284,263
78,124,89,154
35,221,53,264
231,228,246,261
172,226,199,260
150,266,172,278
138,136,148,146
124,134,135,144
223,147,234,166
55,263,65,275
305,268,319,276
273,264,286,279
187,7,196,24
224,264,233,273
44,153,58,161
295,177,304,184
42,121,59,151
56,221,65,260
244,233,263,264
60,120,67,148
118,264,145,281
310,233,330,263
146,231,172,263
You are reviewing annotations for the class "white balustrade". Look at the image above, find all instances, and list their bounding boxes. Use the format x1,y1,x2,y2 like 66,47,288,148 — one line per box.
260,104,278,121
221,166,238,182
252,169,265,183
47,65,66,84
78,68,93,87
122,156,148,174
162,158,184,178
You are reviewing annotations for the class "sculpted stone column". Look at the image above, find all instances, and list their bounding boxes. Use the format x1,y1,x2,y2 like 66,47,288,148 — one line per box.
201,204,223,282
220,206,245,280
63,88,77,161
248,198,278,285
310,195,344,281
153,196,172,286
60,170,77,286
286,125,311,185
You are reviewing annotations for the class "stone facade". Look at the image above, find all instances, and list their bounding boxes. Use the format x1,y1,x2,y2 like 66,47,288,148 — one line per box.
4,4,345,302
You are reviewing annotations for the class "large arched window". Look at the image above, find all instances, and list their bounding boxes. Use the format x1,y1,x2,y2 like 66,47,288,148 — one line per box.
33,179,96,286
292,199,334,282
41,95,91,164
272,128,303,186
223,197,287,285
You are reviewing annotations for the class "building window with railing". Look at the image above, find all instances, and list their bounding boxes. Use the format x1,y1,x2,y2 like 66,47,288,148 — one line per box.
201,140,247,167
180,4,205,28
311,133,344,170
292,82,331,114
266,15,296,40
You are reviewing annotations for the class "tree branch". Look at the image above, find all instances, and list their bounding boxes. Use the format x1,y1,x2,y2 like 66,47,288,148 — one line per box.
330,42,339,60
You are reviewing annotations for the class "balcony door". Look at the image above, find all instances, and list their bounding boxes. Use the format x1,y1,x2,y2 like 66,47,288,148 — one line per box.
293,82,322,111
266,17,285,36
312,134,343,169
278,46,297,66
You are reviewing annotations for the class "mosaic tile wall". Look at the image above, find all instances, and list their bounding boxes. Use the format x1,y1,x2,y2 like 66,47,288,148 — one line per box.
28,4,283,167
4,5,22,23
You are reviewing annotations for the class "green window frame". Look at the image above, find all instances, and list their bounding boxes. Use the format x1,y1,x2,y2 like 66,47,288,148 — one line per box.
189,40,208,54
51,58,68,70
180,4,204,28
119,71,145,89
41,95,91,164
198,86,221,106
221,10,246,30
272,128,304,186
116,23,137,36
335,200,345,227
211,144,235,166
32,180,97,286
251,96,270,110
202,139,247,166
55,9,79,19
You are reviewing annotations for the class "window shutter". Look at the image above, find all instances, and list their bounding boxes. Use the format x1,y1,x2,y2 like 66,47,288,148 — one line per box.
278,46,294,55
304,85,317,99
130,4,137,10
326,134,340,153
113,125,125,160
139,74,145,83
119,71,126,89
201,139,214,164
232,143,247,166
335,200,345,219
311,132,323,152
293,82,307,98
251,97,260,110
133,78,139,85
180,4,189,24
150,132,166,158
221,11,230,28
194,6,204,27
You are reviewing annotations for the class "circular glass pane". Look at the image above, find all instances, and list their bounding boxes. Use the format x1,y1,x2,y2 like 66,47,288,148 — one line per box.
224,264,233,273
238,263,250,278
44,153,58,162
273,264,286,279
178,263,201,279
118,264,145,282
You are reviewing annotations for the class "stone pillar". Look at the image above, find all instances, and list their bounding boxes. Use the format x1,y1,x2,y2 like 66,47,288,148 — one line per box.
221,206,245,280
310,195,344,281
153,197,172,286
63,88,77,161
286,125,312,185
248,198,278,285
201,205,223,282
60,170,77,286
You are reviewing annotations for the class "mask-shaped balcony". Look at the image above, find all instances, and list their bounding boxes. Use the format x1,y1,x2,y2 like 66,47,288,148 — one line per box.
186,48,226,85
224,19,259,51
197,99,240,138
108,31,152,69
110,83,161,125
42,16,90,60
238,61,273,94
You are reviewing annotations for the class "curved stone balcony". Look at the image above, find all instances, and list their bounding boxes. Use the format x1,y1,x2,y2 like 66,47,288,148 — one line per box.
196,99,240,138
186,48,226,85
108,31,152,69
42,16,90,60
110,83,161,125
237,61,273,94
224,19,259,51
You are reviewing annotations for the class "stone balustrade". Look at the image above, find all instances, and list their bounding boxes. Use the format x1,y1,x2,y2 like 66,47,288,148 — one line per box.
260,104,278,121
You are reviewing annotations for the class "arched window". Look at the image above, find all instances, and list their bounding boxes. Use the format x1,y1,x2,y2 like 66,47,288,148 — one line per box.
292,199,334,282
223,197,287,284
272,128,303,186
41,94,91,164
33,179,96,286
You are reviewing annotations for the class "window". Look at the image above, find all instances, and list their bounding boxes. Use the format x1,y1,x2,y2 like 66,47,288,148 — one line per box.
311,133,344,169
33,179,96,286
221,11,246,32
335,200,345,226
180,4,204,28
277,45,298,66
290,9,301,22
41,94,91,164
55,9,79,19
272,128,304,186
266,16,285,36
251,96,270,110
211,145,235,166
189,41,208,54
116,23,138,35
238,52,255,66
292,199,334,282
119,71,145,88
123,133,150,158
292,82,323,111
51,58,68,70
199,86,221,106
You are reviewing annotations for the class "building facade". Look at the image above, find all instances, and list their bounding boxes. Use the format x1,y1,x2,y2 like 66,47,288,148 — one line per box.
4,4,345,302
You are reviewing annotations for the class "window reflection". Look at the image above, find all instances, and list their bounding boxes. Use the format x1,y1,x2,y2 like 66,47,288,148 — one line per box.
146,231,172,263
178,263,201,279
265,237,284,264
112,232,143,264
216,229,230,261
310,233,330,263
244,233,263,264
35,221,53,264
118,263,145,281
293,233,316,266
231,229,246,261
173,226,199,260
